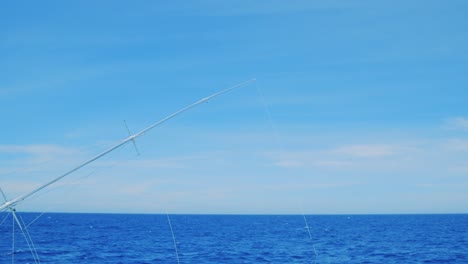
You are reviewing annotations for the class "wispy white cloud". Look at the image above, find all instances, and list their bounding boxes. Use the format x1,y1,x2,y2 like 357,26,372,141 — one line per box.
446,117,468,130
274,160,304,168
442,139,468,152
0,181,40,197
0,144,78,156
416,183,437,188
448,166,468,173
117,180,163,196
268,143,410,169
94,155,201,169
333,144,397,157
262,181,359,191
274,159,353,168
267,150,334,169
312,160,354,167
268,150,347,169
0,144,88,180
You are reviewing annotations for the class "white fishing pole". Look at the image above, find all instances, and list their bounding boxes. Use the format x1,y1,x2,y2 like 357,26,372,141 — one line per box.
0,79,255,212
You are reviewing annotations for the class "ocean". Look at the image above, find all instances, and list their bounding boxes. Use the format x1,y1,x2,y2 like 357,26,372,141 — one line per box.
1,213,467,263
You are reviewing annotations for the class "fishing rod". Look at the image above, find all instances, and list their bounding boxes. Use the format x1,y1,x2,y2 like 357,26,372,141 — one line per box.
0,79,256,212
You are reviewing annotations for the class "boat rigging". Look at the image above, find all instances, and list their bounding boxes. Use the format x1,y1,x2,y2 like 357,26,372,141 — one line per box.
0,79,255,263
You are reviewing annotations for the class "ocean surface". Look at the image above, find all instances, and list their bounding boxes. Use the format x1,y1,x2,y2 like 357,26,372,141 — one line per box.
0,213,467,263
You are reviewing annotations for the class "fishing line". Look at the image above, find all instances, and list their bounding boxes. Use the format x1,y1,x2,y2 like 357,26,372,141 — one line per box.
126,122,183,264
255,81,281,144
0,211,11,226
19,213,41,263
12,212,36,263
255,82,319,263
301,206,318,264
165,211,181,264
11,214,15,264
25,212,46,229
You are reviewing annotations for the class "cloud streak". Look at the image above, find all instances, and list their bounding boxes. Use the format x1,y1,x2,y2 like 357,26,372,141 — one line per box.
0,144,78,156
446,117,468,130
268,143,414,170
333,144,396,157
443,139,468,152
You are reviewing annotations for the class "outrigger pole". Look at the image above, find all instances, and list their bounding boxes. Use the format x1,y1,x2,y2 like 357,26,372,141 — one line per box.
0,79,255,212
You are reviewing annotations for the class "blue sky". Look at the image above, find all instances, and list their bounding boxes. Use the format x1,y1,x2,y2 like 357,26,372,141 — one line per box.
1,0,468,214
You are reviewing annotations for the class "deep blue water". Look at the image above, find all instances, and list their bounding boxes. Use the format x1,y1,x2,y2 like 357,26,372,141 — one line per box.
0,213,467,263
